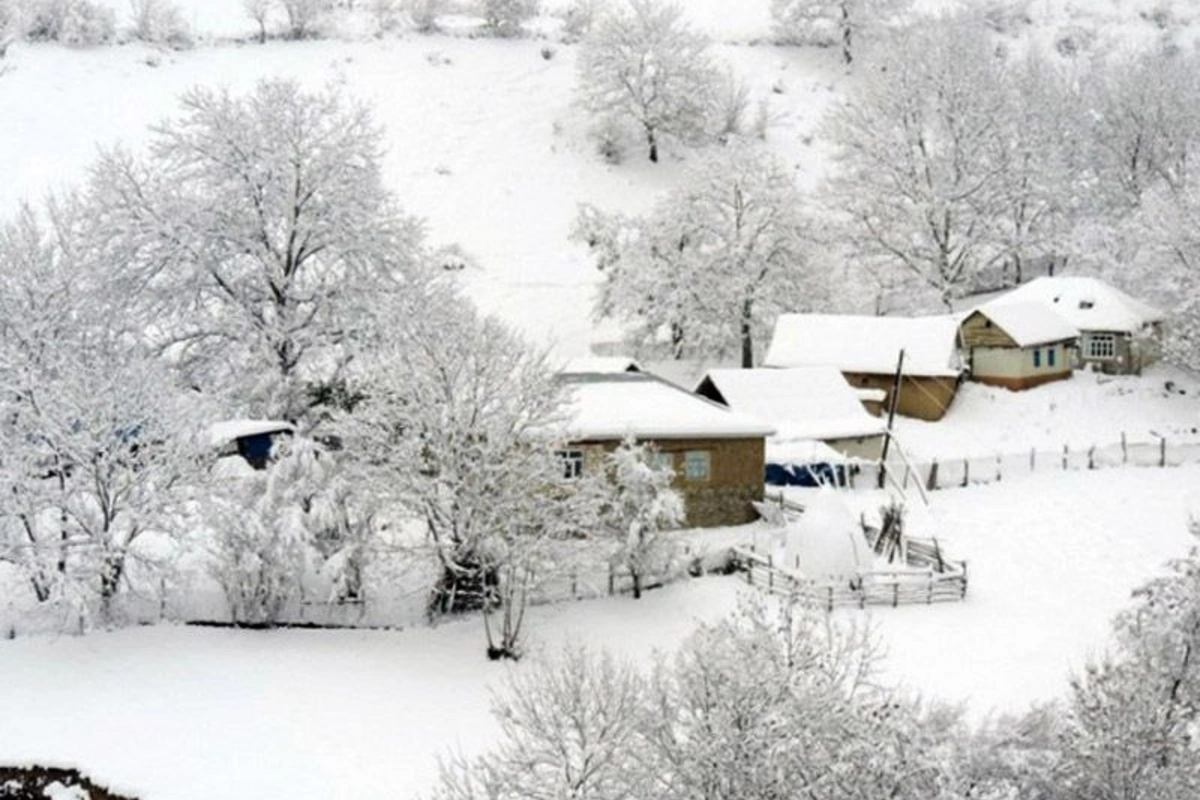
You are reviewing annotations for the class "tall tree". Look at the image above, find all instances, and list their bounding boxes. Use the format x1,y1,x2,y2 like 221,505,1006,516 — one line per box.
576,144,815,366
87,79,430,424
823,16,1011,309
576,0,720,163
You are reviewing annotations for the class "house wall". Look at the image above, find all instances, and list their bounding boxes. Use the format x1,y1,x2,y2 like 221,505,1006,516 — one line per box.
575,437,766,528
825,433,886,461
969,343,1072,390
842,373,959,421
1080,327,1162,375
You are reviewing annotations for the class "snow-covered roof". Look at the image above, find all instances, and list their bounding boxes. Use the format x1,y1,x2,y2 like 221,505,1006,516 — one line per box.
991,276,1164,333
764,314,963,377
559,372,775,440
208,419,294,448
559,356,642,374
966,301,1079,347
695,367,886,441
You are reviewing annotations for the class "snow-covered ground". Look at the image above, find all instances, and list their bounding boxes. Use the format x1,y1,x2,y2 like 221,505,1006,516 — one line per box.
2,464,1196,799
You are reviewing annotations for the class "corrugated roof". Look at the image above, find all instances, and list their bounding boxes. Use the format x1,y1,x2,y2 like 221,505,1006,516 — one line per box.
695,367,886,441
992,276,1164,333
559,372,775,440
764,314,962,377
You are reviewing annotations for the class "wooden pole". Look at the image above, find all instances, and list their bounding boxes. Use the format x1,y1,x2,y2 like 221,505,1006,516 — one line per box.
1121,431,1128,464
877,349,906,489
1160,436,1167,467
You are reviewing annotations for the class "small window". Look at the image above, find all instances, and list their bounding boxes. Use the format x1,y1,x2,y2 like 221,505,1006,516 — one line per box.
1048,347,1056,368
1033,348,1041,368
683,450,711,482
557,449,584,480
1087,333,1117,360
647,451,674,476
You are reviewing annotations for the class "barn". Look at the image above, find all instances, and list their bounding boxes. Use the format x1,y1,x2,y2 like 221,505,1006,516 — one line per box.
764,314,963,421
557,371,774,528
959,302,1078,390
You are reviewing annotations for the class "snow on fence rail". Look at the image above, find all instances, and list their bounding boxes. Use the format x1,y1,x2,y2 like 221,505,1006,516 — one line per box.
730,537,968,611
851,433,1200,493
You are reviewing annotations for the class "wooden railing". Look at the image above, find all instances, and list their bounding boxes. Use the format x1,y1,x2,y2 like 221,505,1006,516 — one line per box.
731,539,967,611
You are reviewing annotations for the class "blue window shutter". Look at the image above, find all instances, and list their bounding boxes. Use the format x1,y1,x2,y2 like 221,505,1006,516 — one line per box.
1033,348,1041,368
1048,347,1056,367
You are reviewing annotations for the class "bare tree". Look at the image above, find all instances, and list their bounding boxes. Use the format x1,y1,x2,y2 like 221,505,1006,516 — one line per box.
242,0,271,41
576,0,720,163
279,0,330,38
478,0,536,37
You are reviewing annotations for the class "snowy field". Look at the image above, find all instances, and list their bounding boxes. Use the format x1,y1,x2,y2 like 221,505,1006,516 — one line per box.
1,465,1197,799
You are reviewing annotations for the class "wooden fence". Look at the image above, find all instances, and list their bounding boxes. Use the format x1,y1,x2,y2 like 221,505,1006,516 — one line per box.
731,537,968,611
852,434,1200,494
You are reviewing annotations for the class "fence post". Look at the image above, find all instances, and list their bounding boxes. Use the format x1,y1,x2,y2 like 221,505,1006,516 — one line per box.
1088,446,1095,470
926,458,939,492
1030,447,1035,472
767,554,774,593
995,453,1002,482
962,459,969,487
608,564,615,596
1121,431,1128,465
927,575,933,604
1160,436,1167,467
571,571,578,600
1062,444,1068,470
892,582,899,608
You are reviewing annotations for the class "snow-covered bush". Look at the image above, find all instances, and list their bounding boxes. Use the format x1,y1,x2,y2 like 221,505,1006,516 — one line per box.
129,0,192,48
560,0,604,40
477,0,537,37
25,0,115,46
770,0,841,47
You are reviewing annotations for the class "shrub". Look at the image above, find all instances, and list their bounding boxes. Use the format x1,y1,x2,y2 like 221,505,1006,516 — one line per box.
25,0,116,46
478,0,537,38
129,0,192,48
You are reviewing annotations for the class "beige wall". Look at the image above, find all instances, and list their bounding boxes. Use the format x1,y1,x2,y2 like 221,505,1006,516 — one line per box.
843,373,959,421
573,437,766,528
971,343,1072,381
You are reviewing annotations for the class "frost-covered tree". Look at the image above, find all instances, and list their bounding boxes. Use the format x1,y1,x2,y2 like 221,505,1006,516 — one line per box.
600,437,682,599
576,144,815,366
128,0,191,48
1056,534,1200,800
823,16,1013,309
345,297,585,658
770,0,909,63
242,0,271,41
478,0,536,37
0,199,204,620
434,646,645,800
88,79,430,425
280,0,330,38
576,0,720,162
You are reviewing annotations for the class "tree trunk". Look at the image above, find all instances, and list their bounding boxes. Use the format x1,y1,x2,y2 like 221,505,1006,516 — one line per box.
646,125,658,163
632,570,642,600
740,299,754,368
840,1,853,65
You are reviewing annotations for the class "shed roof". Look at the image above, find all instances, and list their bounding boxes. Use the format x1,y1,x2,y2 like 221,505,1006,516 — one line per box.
992,276,1164,333
965,302,1079,347
559,372,775,440
695,367,886,441
208,419,294,448
764,314,962,377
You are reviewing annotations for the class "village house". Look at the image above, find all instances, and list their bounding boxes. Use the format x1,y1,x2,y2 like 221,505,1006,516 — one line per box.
209,419,295,470
959,302,1079,390
763,314,963,421
557,371,775,527
990,276,1164,375
693,367,887,461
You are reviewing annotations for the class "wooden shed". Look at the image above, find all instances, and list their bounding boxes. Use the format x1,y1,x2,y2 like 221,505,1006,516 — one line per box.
960,302,1078,390
764,314,963,421
558,372,774,528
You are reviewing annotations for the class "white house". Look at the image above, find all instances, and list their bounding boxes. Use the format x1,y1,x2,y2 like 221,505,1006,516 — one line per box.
990,276,1164,374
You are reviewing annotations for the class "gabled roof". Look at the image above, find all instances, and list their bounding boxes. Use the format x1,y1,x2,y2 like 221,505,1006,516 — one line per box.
559,372,775,440
559,356,642,374
764,314,962,377
965,302,1079,347
694,367,886,441
992,276,1164,333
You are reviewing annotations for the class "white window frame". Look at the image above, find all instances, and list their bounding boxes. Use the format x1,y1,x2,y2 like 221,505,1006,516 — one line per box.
1086,333,1117,360
557,449,584,480
683,450,711,482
